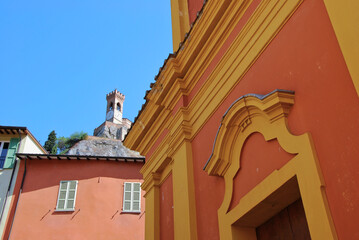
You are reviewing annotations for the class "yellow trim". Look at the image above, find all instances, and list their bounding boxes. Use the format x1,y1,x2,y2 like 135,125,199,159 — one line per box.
125,0,302,156
124,1,307,239
170,0,190,51
205,91,337,240
140,109,197,240
323,0,359,96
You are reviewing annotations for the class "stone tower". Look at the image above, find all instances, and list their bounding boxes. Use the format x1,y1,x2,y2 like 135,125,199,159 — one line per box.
105,89,125,124
93,89,132,141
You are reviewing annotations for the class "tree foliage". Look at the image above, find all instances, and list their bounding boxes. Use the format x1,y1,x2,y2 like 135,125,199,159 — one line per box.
43,130,57,154
44,130,88,155
57,131,88,154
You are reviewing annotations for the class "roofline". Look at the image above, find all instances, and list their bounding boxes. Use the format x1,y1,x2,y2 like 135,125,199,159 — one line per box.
16,153,145,163
0,126,48,154
0,126,27,135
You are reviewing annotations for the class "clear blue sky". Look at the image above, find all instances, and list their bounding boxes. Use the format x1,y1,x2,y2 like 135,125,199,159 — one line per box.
0,0,173,144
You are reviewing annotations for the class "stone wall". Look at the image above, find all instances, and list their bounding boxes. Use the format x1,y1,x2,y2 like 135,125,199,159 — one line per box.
67,136,141,157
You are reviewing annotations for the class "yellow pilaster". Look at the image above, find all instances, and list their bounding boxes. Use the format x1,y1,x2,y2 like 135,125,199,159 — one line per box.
142,174,160,240
323,0,359,96
170,0,190,52
171,140,198,240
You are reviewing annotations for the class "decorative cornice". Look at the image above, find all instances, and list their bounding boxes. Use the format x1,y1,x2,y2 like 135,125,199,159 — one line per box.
204,90,295,176
167,108,192,155
141,172,161,193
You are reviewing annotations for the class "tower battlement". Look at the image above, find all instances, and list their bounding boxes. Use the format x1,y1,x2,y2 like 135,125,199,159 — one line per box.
106,89,125,102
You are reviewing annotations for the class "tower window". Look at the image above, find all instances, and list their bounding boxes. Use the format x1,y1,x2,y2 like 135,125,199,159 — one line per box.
109,102,114,111
117,103,121,111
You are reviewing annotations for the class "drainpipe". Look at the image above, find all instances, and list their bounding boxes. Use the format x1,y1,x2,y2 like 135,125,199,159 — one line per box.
0,130,22,224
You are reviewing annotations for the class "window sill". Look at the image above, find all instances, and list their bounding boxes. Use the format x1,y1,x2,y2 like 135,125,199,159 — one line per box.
54,209,75,212
122,210,141,214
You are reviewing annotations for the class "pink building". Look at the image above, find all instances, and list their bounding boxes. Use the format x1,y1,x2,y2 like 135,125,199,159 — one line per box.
7,154,145,239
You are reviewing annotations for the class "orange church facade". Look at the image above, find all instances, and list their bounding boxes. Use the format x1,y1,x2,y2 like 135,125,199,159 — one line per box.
124,0,359,239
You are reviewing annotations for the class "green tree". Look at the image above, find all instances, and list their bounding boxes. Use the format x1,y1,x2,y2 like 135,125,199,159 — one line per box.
43,130,57,154
58,131,88,154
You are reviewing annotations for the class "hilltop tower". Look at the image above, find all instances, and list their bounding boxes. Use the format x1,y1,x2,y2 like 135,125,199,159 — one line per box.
93,89,132,141
105,90,125,124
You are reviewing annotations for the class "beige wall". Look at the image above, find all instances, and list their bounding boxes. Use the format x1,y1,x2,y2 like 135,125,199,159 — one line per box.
20,135,45,154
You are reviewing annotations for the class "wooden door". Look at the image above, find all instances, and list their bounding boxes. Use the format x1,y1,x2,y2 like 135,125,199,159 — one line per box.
256,199,311,240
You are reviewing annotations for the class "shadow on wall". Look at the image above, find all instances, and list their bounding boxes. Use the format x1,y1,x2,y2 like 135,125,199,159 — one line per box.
19,159,144,193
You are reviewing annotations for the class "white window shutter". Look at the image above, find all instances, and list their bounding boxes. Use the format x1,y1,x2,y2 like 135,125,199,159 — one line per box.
123,182,141,212
123,182,132,211
132,183,141,211
56,180,78,211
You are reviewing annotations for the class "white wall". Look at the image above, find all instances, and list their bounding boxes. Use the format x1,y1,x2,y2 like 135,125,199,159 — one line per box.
19,135,45,154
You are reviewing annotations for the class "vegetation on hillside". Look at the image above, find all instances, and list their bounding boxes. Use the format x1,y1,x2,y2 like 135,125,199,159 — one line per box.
43,130,57,154
43,131,88,154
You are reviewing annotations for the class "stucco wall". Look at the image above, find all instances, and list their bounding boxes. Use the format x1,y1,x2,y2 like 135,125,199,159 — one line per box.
20,135,45,154
9,159,145,240
188,0,359,239
160,174,174,240
0,133,46,238
148,0,359,239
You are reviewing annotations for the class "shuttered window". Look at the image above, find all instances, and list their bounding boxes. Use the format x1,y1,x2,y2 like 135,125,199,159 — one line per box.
123,182,141,213
2,138,20,169
0,142,9,168
56,181,78,211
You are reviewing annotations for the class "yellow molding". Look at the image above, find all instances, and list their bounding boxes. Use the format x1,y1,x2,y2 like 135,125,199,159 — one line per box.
170,0,190,52
140,108,191,191
205,90,337,239
141,148,171,190
323,0,359,97
140,137,171,174
141,172,161,194
140,111,197,240
154,0,253,109
159,162,173,185
179,0,253,96
187,0,303,139
124,101,161,149
127,0,251,147
167,109,192,150
205,90,295,175
136,109,172,155
125,0,302,156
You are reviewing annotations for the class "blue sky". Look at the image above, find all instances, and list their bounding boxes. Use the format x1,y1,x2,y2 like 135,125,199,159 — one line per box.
0,0,173,144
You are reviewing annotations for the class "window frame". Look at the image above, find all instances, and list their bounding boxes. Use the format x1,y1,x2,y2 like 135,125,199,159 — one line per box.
0,141,9,169
122,182,141,213
55,180,78,212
